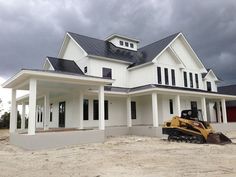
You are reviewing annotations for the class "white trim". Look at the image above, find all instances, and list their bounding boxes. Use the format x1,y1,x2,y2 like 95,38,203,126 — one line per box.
88,55,132,65
151,33,182,63
203,69,220,81
127,62,153,71
129,33,181,71
57,33,69,58
2,70,114,88
67,33,88,56
43,57,55,70
169,46,186,68
105,34,140,43
179,34,207,71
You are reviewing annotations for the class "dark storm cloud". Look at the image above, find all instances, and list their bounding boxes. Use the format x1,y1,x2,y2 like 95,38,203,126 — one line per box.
0,0,236,85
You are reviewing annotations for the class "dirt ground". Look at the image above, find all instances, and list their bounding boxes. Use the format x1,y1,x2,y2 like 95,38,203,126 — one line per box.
0,129,236,177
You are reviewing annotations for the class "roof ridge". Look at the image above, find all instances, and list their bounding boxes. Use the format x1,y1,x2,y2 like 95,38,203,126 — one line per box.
138,32,180,50
67,31,105,42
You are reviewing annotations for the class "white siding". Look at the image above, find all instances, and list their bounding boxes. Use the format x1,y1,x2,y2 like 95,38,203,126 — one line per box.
89,57,129,87
128,64,155,87
62,38,86,61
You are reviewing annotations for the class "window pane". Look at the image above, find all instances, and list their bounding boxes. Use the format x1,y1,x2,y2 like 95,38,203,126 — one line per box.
169,99,173,114
102,68,112,79
50,104,53,122
171,69,175,86
83,99,89,120
93,100,99,120
191,101,197,110
184,71,188,87
207,81,212,91
189,73,193,88
164,68,169,85
157,67,162,84
84,66,87,73
195,74,199,88
131,101,136,119
105,100,108,120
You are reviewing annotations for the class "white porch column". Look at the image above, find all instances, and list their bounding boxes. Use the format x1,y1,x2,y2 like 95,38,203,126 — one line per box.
175,95,181,116
98,85,105,130
28,79,37,135
152,92,159,127
79,91,84,129
216,101,222,123
43,94,50,130
221,98,227,123
21,102,26,130
201,97,207,121
126,96,132,127
10,89,17,133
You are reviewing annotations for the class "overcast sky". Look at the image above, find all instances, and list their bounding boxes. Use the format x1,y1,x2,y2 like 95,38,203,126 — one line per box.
0,0,236,85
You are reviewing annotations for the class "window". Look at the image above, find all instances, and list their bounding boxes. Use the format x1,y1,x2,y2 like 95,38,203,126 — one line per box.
84,66,87,73
50,104,53,122
93,100,99,120
157,67,162,84
119,40,123,46
164,68,169,85
102,67,112,79
93,100,108,120
131,101,136,119
40,107,43,122
189,73,193,88
195,74,199,88
207,81,212,91
125,42,129,47
169,99,173,114
37,106,40,122
105,100,108,120
83,99,89,120
171,69,175,86
191,101,197,110
130,43,134,48
183,71,188,87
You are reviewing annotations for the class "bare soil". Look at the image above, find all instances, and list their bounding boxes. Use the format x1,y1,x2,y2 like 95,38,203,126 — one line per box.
0,129,236,177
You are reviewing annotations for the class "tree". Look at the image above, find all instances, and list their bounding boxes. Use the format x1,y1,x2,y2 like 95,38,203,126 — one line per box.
0,112,10,128
0,98,3,116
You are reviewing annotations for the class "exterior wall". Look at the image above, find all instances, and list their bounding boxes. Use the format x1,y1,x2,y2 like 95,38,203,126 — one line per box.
89,57,129,87
109,37,138,51
62,38,86,61
154,50,183,87
203,72,218,92
170,37,206,90
47,94,128,129
128,64,155,87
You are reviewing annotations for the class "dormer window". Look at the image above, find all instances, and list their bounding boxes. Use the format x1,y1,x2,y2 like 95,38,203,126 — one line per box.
119,41,123,46
130,43,134,48
125,42,129,47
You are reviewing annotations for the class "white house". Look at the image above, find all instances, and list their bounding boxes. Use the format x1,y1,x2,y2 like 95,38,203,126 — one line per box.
3,31,236,149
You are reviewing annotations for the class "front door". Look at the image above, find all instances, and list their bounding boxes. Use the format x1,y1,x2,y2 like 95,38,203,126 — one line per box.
59,101,66,128
191,101,198,110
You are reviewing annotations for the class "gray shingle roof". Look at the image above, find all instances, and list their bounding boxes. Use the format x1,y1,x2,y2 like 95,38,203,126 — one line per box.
47,57,84,75
218,85,236,95
68,32,180,68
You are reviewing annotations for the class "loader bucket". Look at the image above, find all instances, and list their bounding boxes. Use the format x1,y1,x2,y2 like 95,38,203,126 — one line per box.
206,133,232,145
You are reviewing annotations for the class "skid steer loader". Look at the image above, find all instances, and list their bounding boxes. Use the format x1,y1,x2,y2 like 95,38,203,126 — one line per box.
162,109,232,144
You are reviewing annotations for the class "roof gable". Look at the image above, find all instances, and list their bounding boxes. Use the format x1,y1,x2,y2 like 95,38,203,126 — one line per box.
47,57,84,75
202,69,220,81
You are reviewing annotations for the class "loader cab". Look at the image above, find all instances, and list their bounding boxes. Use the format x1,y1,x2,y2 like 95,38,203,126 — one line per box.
181,109,203,121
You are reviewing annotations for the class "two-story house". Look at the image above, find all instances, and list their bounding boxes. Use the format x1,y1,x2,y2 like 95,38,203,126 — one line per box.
3,31,236,149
